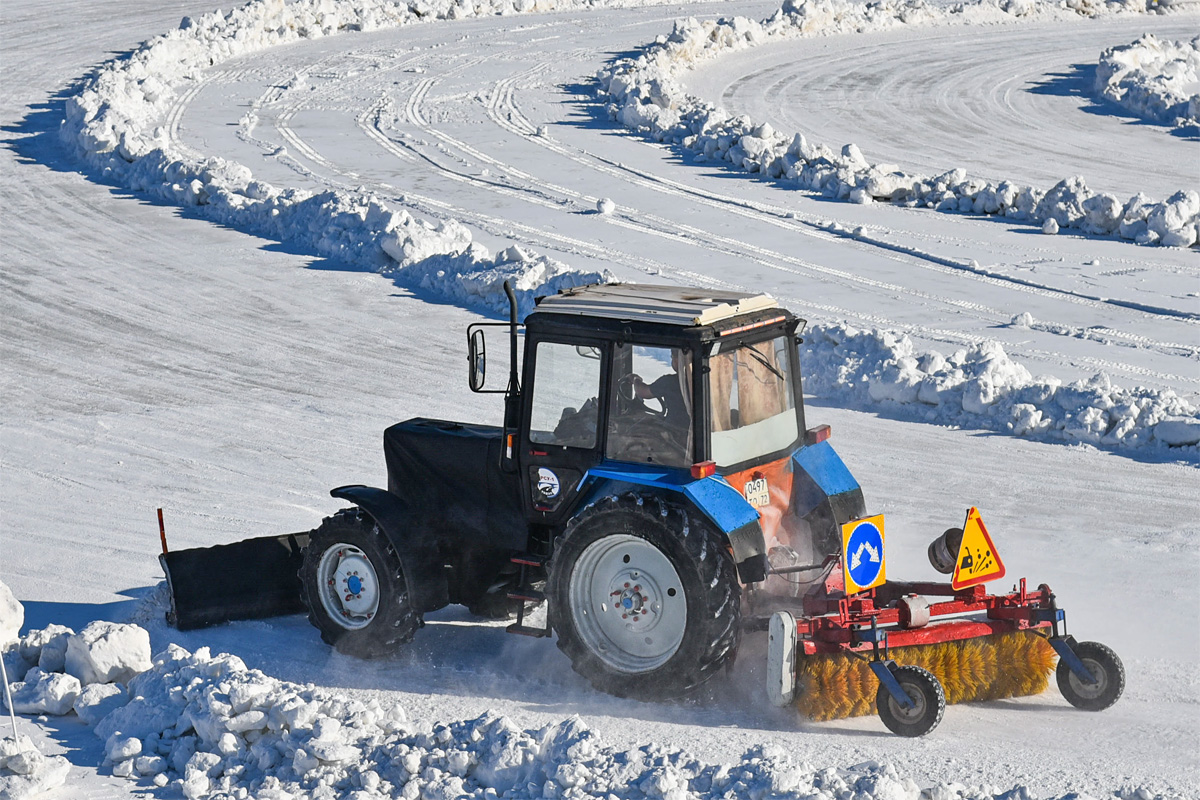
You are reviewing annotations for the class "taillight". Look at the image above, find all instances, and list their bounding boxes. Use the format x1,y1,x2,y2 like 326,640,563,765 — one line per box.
691,460,716,479
806,425,831,444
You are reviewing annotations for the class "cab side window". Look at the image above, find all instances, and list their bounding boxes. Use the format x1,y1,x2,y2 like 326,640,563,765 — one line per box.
529,342,602,448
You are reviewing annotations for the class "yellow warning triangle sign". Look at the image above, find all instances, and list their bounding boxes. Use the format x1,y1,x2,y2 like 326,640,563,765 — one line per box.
951,507,1006,589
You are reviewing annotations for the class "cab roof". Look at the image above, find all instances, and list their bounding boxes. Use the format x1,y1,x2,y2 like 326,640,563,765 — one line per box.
532,283,779,327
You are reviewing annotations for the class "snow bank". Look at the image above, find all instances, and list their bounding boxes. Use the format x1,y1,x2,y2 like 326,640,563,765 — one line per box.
596,0,1200,248
0,583,20,647
61,0,617,317
1094,34,1200,132
55,0,1199,455
0,735,71,800
5,622,1179,800
64,621,153,686
1,583,73,800
801,321,1199,452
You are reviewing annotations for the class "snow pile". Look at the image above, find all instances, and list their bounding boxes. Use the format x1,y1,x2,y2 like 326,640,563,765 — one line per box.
64,621,154,686
1094,33,1200,131
62,0,616,317
5,619,1174,800
0,582,72,800
801,322,1200,450
0,734,71,800
52,0,1200,454
597,0,1200,248
0,584,21,647
3,622,151,718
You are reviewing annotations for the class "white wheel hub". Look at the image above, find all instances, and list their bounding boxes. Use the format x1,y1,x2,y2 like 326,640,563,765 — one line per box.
568,534,687,673
889,682,928,722
316,543,380,630
1067,657,1107,699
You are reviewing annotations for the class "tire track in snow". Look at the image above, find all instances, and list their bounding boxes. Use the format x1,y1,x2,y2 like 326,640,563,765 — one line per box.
483,64,1200,360
377,83,1200,385
158,9,1199,394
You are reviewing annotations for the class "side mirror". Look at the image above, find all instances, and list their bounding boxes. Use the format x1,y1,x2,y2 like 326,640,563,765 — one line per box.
468,328,486,392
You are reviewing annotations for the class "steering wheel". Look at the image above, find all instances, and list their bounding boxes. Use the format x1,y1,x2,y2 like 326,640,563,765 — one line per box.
616,374,666,417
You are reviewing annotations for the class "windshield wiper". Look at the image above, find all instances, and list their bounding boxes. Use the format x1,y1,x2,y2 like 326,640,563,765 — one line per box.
741,347,785,382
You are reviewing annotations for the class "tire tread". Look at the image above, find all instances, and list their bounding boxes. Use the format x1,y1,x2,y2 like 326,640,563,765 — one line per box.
299,508,420,659
547,493,740,701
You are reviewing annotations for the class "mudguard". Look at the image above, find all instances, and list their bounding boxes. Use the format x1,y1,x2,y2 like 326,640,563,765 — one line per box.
330,485,450,613
576,464,768,583
791,442,866,557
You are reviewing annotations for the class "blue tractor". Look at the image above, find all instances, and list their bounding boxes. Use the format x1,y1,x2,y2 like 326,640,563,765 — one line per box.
161,281,1123,733
164,282,862,702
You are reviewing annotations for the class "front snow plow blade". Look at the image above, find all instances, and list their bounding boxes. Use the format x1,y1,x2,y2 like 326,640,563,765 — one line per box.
159,533,309,630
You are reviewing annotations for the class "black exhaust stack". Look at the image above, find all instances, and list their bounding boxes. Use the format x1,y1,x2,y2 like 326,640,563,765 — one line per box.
503,280,522,429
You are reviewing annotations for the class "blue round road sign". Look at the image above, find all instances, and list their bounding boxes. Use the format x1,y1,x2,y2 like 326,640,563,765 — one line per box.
846,520,884,589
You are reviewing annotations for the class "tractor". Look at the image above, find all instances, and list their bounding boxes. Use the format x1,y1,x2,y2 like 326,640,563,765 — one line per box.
161,282,1124,736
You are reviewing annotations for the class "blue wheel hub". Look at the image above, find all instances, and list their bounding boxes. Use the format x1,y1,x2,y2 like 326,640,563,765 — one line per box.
347,575,363,595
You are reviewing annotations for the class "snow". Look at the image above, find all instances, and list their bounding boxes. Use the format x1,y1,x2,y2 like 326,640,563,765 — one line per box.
800,323,1198,449
2,669,82,718
0,585,20,648
73,684,129,728
0,736,71,800
598,0,1200,247
62,0,616,318
51,0,1200,455
1094,33,1200,131
0,630,1107,799
13,627,72,676
63,622,153,686
3,0,1200,797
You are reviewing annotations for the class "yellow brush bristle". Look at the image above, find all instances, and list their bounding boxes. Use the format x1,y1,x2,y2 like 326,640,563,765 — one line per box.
793,632,1056,720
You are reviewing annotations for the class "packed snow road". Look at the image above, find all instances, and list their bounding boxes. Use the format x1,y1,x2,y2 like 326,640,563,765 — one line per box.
169,3,1200,397
1,0,1198,797
685,17,1200,202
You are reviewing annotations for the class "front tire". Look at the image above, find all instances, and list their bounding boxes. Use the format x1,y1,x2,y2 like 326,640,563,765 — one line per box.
876,665,946,737
299,508,419,658
547,494,741,701
1056,640,1124,711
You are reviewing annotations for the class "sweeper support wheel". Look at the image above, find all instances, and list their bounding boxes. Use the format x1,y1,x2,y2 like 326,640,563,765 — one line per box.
875,665,946,737
1056,640,1124,711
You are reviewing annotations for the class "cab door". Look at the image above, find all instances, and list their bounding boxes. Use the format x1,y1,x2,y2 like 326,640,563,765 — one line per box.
519,338,608,524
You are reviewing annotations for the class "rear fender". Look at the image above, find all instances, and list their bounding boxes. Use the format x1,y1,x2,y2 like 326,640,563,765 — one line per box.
577,466,767,584
791,442,866,557
329,485,450,613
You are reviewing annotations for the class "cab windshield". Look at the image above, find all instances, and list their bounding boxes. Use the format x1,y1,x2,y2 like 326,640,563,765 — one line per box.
708,335,798,468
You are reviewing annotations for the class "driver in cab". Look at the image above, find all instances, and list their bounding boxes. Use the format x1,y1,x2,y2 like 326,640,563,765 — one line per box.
630,371,688,430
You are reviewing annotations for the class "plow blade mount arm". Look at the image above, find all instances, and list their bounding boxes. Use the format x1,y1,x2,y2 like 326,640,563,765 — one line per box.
159,532,310,630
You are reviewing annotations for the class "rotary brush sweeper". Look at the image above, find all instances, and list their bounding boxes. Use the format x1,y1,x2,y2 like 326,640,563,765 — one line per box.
157,282,1124,736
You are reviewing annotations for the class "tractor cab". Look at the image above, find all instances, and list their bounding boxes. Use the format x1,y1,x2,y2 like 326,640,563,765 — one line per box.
469,283,865,597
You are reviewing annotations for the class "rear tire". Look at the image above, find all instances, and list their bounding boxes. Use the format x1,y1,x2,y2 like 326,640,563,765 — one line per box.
1056,640,1124,711
876,665,945,737
547,494,740,701
299,508,419,658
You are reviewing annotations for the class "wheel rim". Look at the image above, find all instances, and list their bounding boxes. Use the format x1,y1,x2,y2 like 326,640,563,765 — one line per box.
888,681,928,723
568,534,687,674
316,542,380,630
1067,657,1108,700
